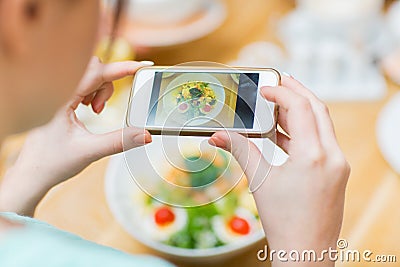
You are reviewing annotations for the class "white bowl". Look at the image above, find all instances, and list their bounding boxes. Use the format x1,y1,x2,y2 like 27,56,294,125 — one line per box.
128,0,206,26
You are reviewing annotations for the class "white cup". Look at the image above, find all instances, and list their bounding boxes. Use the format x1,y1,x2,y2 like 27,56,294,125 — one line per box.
128,0,205,25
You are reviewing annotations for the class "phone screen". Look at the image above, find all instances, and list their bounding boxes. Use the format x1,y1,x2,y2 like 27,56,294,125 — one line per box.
146,72,260,129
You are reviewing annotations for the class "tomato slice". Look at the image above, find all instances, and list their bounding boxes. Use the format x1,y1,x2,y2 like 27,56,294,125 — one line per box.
203,104,211,112
154,207,175,226
229,216,250,235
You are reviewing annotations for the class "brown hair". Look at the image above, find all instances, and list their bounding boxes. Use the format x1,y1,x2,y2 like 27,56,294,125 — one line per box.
111,0,126,38
104,0,127,61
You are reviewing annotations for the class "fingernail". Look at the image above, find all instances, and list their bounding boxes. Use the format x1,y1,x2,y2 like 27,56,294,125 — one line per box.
144,132,152,143
208,137,217,147
95,102,105,114
140,61,155,66
133,132,152,144
209,136,227,150
282,72,294,78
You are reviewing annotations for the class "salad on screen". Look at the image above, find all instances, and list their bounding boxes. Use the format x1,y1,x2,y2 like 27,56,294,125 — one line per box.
174,81,217,117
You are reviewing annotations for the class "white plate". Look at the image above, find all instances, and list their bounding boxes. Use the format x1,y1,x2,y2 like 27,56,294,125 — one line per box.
376,92,400,174
122,0,226,47
162,73,225,126
104,153,265,261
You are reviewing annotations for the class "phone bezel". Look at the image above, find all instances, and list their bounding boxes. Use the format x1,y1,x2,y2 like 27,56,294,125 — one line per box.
126,66,281,138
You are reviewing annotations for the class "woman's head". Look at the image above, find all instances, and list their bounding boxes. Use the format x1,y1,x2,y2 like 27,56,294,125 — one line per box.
0,0,103,135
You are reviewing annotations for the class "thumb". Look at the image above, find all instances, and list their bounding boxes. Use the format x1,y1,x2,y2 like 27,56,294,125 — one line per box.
90,127,152,160
209,131,271,192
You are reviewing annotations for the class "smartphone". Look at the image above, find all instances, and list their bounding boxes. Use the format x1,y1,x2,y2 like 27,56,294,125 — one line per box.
127,66,280,138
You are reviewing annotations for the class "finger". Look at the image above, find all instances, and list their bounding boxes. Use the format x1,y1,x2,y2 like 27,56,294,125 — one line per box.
100,60,154,82
91,82,114,114
276,131,290,154
90,127,152,160
82,92,96,106
75,58,153,102
209,131,271,191
276,106,289,137
261,86,321,154
281,75,338,146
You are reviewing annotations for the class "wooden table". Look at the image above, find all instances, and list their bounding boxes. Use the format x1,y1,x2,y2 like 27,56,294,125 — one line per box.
1,0,400,266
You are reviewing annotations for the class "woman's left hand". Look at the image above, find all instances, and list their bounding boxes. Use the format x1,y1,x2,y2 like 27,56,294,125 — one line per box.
0,57,153,216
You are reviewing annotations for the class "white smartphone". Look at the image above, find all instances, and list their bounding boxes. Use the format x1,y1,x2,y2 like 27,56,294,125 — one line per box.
127,66,280,138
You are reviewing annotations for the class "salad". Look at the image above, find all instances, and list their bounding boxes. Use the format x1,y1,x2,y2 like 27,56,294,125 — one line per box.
174,81,217,117
134,150,262,249
139,189,260,249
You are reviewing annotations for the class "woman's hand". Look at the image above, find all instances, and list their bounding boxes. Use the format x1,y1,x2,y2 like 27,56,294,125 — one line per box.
209,75,350,266
0,57,153,216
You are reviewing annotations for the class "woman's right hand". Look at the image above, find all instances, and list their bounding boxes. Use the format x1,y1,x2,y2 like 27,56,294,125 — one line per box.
209,75,350,266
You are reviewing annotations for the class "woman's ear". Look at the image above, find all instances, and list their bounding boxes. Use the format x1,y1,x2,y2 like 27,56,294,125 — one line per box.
0,0,41,58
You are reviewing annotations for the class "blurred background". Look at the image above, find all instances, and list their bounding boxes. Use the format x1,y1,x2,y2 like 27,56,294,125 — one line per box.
1,0,400,266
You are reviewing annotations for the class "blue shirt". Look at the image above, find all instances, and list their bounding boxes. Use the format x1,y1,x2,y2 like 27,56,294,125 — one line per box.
0,212,174,267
